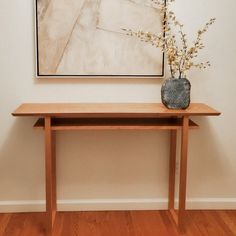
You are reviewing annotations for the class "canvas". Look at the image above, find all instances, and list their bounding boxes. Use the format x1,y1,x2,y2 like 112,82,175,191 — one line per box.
36,0,164,77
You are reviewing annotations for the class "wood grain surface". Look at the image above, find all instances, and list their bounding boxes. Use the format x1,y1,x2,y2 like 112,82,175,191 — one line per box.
12,103,221,117
0,210,235,236
33,117,199,131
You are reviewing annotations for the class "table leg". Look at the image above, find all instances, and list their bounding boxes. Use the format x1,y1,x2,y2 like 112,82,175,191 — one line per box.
178,116,189,231
45,117,57,235
168,130,177,210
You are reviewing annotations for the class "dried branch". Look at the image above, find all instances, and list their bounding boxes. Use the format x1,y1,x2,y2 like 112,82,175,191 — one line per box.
123,0,215,79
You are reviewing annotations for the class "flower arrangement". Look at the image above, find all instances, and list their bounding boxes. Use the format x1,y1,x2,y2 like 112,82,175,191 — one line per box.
123,0,215,79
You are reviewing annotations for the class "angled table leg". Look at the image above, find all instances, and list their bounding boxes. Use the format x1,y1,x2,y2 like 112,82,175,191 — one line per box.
45,117,57,236
178,116,189,232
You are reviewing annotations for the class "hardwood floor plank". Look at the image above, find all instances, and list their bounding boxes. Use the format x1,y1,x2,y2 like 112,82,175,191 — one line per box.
52,212,65,236
182,211,203,236
3,213,27,236
202,210,234,236
21,213,45,236
159,211,179,236
0,214,11,236
0,210,235,236
219,211,236,235
210,211,235,236
130,210,170,236
191,210,219,236
95,211,133,236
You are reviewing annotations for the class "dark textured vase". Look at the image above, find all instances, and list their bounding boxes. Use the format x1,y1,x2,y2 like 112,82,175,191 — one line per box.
161,78,191,109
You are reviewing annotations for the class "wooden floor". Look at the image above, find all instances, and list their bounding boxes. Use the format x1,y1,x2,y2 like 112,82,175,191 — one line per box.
0,211,236,236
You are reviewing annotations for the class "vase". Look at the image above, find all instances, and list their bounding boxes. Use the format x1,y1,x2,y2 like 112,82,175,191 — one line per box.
161,77,191,109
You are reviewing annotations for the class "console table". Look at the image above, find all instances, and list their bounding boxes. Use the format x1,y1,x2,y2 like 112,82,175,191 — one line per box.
12,103,220,235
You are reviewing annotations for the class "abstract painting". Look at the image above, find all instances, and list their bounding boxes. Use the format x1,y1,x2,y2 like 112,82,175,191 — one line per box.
36,0,164,77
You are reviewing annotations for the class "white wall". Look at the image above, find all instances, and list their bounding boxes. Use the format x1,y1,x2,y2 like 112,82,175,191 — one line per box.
0,0,235,212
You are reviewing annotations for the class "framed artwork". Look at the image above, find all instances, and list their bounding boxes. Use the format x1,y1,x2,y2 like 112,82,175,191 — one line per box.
35,0,165,78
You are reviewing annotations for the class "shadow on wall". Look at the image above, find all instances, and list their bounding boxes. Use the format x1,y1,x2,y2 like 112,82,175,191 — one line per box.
33,76,164,86
0,118,45,200
187,116,232,197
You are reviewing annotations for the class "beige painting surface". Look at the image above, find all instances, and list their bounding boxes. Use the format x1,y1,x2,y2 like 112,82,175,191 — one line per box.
37,0,163,76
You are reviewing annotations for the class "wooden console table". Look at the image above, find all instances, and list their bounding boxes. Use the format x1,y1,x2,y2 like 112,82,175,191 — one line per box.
12,103,220,235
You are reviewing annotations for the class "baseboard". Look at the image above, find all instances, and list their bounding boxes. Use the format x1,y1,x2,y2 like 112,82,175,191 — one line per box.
0,200,45,213
0,198,235,213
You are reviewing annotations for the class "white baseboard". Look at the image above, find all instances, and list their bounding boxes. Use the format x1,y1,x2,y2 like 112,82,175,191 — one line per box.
0,200,45,213
0,198,235,213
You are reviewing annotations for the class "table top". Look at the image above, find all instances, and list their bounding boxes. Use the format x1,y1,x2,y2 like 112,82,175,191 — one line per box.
12,103,221,118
